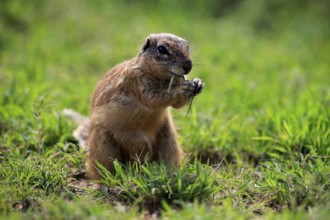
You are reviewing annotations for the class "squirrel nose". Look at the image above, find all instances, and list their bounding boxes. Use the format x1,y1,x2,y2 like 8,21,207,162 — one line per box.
182,60,192,74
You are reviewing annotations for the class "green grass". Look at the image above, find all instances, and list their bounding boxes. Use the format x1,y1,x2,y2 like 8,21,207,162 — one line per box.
1,0,330,219
96,160,221,210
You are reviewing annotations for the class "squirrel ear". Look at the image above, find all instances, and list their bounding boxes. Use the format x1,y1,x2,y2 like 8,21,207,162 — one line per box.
141,38,151,53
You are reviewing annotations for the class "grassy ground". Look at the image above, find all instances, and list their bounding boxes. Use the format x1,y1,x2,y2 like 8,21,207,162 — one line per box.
1,0,329,219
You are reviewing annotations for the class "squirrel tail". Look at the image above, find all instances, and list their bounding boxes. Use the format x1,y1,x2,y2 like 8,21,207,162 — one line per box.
63,109,90,149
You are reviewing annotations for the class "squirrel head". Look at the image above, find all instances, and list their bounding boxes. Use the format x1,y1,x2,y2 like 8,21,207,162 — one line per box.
138,33,192,80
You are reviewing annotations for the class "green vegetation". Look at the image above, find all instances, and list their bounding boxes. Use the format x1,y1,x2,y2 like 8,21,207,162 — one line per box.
1,0,329,219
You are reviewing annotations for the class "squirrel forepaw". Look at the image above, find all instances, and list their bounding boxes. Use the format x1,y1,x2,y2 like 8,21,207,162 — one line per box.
178,78,204,98
192,78,204,96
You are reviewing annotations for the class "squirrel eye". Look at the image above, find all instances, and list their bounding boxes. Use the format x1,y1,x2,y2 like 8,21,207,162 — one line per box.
157,46,169,55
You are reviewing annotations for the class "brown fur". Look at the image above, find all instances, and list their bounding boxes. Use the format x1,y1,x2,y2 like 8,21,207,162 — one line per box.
87,33,203,179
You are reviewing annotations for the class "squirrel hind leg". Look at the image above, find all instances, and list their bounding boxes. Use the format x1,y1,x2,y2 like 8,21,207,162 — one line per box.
87,127,123,180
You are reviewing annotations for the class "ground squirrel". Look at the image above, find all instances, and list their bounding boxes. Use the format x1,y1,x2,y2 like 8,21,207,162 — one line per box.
86,33,204,180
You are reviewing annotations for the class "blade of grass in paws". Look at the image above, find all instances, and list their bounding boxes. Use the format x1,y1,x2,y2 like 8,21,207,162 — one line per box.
186,96,194,117
167,75,175,94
